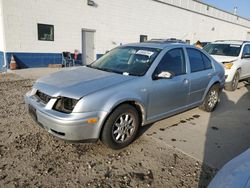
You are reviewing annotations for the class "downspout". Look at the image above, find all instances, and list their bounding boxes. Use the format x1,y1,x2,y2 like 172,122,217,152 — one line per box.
0,0,7,69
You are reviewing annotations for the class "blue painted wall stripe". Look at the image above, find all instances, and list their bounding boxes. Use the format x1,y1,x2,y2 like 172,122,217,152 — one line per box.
2,52,103,69
6,52,62,68
0,52,4,70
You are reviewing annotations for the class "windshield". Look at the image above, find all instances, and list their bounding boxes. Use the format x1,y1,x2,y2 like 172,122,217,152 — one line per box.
89,46,161,76
203,43,241,57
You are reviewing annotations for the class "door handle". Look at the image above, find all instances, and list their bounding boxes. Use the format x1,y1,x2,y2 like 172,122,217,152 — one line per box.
183,78,189,84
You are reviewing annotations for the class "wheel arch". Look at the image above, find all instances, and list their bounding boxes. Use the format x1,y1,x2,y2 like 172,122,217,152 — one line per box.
98,100,146,139
202,79,221,102
237,67,242,76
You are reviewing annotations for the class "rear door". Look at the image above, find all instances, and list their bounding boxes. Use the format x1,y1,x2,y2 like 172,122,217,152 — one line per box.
186,48,214,105
240,44,250,78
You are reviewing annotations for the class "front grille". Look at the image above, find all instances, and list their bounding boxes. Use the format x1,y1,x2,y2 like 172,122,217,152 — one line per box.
35,90,51,104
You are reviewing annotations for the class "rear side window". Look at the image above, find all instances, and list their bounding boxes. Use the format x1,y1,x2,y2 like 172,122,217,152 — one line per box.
155,48,186,76
202,53,213,69
187,48,212,72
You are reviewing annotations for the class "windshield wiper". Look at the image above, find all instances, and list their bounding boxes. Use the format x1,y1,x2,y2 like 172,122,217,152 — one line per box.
88,65,140,76
125,72,140,76
102,68,124,74
90,66,123,75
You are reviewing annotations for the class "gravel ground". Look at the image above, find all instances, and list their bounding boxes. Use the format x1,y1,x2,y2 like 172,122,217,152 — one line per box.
0,77,216,188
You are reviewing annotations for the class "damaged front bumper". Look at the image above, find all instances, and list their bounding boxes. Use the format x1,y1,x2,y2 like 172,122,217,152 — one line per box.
24,91,108,142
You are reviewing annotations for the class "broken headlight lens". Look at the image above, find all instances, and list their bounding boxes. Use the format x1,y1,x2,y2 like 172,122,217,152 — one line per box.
53,97,78,113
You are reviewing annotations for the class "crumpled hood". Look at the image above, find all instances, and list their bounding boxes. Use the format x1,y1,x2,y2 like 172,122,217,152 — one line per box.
211,55,238,63
34,66,135,99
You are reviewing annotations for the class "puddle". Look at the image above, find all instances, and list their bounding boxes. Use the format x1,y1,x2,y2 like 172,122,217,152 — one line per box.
156,115,201,134
146,132,157,136
162,123,179,130
193,115,200,118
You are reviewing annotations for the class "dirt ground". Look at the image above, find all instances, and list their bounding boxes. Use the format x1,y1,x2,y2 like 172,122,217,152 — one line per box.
0,76,216,188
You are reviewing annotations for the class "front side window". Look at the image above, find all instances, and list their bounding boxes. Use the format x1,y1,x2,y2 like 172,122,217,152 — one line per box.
203,43,241,57
242,44,250,56
90,46,161,76
155,48,186,76
38,23,54,41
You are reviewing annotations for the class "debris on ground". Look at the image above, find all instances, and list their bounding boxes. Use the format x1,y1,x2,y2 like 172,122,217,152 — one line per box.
0,79,216,187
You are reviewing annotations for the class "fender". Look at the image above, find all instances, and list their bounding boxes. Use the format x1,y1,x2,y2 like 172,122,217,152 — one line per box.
102,91,147,125
92,91,147,139
201,75,222,102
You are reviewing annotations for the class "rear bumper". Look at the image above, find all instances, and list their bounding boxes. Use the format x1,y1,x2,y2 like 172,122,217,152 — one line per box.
24,92,108,141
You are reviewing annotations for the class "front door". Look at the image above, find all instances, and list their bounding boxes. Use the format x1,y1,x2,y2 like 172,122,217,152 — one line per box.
148,48,189,120
241,44,250,78
82,29,95,65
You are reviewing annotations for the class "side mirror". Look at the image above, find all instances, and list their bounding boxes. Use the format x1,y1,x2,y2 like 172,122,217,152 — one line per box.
242,53,250,59
153,71,173,80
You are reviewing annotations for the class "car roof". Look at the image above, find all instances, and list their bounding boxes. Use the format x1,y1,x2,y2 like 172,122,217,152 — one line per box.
212,40,250,45
123,41,191,49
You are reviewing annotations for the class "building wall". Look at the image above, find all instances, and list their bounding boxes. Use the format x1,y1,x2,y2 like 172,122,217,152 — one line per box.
2,0,250,68
0,0,5,69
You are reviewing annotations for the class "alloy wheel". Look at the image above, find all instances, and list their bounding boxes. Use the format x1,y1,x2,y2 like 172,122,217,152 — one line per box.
208,90,218,109
112,113,136,143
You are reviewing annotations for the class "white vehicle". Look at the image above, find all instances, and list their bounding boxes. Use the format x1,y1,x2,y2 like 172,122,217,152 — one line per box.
204,40,250,91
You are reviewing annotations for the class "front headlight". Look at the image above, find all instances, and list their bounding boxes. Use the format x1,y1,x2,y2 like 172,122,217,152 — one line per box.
53,97,78,113
223,60,235,69
224,62,233,69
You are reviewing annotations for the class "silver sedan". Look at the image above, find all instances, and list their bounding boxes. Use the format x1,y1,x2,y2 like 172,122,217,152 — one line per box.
25,41,225,149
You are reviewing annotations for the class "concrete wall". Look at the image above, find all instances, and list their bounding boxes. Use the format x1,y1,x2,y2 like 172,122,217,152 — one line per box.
0,0,5,69
2,0,250,68
0,0,4,51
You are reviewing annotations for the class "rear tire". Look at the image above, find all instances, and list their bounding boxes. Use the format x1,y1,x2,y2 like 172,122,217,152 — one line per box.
200,84,220,112
101,104,140,150
225,70,240,91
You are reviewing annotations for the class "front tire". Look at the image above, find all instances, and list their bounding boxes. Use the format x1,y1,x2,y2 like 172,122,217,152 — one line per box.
200,84,220,112
225,70,240,91
101,104,140,150
246,77,250,84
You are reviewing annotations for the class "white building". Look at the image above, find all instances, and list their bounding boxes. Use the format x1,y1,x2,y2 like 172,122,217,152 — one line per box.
0,0,250,69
